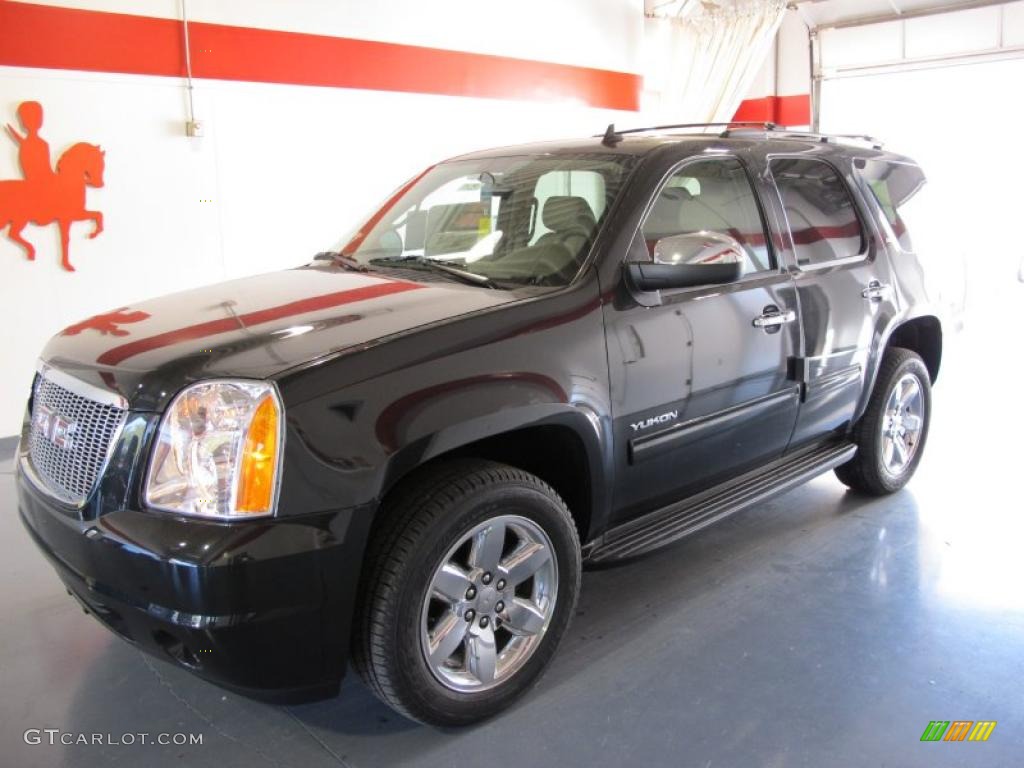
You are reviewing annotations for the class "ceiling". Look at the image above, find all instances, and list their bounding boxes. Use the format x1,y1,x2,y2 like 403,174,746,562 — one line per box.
645,0,784,18
646,0,1011,27
790,0,1010,29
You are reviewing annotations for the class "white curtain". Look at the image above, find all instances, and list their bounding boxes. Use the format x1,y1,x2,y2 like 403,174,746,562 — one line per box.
642,0,786,125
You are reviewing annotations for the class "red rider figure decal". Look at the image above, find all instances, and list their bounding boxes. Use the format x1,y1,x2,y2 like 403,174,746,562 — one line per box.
1,101,105,271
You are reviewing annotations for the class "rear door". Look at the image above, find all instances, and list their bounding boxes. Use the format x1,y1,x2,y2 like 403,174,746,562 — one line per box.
762,154,900,448
604,153,801,524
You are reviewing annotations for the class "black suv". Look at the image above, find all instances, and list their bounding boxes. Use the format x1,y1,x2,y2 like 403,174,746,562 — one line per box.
17,123,943,726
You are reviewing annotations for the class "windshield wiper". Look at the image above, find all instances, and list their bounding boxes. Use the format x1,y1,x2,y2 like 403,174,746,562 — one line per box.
369,256,498,289
313,251,370,272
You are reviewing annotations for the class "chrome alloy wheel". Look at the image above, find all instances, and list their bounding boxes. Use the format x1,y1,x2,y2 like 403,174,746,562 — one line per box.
881,372,925,475
420,514,558,693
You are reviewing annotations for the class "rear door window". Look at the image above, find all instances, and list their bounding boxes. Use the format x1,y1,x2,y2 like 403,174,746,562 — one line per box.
769,158,865,267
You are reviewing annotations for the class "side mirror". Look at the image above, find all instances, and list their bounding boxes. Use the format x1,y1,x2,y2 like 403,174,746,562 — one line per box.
627,231,745,292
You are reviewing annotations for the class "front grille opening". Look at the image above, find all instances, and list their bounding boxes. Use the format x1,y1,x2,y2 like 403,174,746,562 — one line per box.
27,372,127,506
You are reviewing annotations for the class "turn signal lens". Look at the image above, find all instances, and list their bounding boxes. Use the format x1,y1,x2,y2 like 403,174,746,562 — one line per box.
235,395,280,514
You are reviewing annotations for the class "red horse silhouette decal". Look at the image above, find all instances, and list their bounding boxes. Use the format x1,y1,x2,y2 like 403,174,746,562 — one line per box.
1,101,104,271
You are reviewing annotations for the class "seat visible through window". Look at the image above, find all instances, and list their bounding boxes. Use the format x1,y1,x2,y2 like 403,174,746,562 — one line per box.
641,158,772,274
535,196,598,260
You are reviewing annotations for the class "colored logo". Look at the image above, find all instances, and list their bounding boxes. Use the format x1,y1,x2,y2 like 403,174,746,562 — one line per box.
1,100,105,271
920,720,996,742
32,404,78,451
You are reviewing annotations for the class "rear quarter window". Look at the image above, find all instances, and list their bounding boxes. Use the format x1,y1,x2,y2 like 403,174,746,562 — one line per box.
855,159,927,253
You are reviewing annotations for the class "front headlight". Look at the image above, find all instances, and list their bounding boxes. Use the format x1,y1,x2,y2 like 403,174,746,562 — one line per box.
145,380,283,519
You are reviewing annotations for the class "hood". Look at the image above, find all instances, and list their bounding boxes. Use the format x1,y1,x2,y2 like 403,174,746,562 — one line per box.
41,264,521,410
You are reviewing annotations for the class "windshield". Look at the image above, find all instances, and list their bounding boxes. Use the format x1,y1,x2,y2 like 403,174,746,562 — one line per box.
338,153,635,287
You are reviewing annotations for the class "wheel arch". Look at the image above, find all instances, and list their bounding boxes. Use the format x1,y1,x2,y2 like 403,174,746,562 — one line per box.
854,313,942,425
378,409,607,546
885,315,942,383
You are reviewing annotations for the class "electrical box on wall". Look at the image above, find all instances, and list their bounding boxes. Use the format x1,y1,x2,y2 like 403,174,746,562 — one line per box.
186,120,204,138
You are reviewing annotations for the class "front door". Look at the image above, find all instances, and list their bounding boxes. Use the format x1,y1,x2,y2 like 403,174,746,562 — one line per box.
604,155,801,524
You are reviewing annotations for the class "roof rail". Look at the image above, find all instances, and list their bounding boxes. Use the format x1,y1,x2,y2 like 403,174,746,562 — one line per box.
598,121,776,145
723,126,885,150
823,132,885,150
597,122,884,150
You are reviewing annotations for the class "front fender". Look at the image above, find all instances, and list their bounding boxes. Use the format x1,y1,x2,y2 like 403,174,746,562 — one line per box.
274,275,613,524
380,401,608,517
278,374,611,527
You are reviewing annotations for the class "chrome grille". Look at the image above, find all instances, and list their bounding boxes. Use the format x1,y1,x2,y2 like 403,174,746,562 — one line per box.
27,369,128,506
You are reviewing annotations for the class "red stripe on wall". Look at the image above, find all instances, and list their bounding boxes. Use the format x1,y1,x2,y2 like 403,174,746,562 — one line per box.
0,2,186,77
342,165,436,255
732,94,811,127
96,280,423,367
0,2,641,110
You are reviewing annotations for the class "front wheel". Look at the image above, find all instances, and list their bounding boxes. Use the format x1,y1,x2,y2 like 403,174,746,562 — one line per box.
352,460,581,726
835,347,932,495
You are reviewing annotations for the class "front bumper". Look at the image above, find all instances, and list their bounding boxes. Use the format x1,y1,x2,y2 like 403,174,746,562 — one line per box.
17,460,372,704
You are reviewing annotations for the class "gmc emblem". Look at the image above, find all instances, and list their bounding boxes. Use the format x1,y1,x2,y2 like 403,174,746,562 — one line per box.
33,405,78,450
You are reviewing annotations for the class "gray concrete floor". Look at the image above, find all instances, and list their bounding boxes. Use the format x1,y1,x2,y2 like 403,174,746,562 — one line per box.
2,310,1022,768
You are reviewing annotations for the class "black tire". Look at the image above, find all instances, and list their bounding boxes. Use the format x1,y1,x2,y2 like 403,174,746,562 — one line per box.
351,459,581,726
835,347,931,495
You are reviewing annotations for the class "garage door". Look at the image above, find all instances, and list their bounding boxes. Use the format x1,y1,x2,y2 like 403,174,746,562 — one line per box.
815,3,1024,315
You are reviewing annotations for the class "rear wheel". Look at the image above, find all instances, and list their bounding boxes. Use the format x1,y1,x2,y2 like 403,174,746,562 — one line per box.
835,347,931,495
352,459,581,726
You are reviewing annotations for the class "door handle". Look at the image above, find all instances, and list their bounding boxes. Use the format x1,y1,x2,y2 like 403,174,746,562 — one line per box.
752,307,796,330
862,280,891,301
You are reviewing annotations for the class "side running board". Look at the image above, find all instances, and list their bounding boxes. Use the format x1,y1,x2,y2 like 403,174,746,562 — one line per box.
585,441,857,564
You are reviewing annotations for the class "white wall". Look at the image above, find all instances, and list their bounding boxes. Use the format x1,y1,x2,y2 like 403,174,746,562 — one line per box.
747,9,811,100
0,0,645,433
735,10,811,126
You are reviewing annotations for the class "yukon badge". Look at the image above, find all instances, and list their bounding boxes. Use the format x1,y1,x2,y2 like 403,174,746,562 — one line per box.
630,410,679,433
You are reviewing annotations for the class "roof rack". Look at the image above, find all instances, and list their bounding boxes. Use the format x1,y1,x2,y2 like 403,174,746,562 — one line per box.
722,127,885,150
599,121,776,145
598,122,884,150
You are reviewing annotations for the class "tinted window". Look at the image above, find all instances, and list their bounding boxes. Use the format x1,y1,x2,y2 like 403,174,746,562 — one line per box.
856,159,926,252
339,154,634,287
531,170,606,245
770,158,864,266
641,158,772,274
